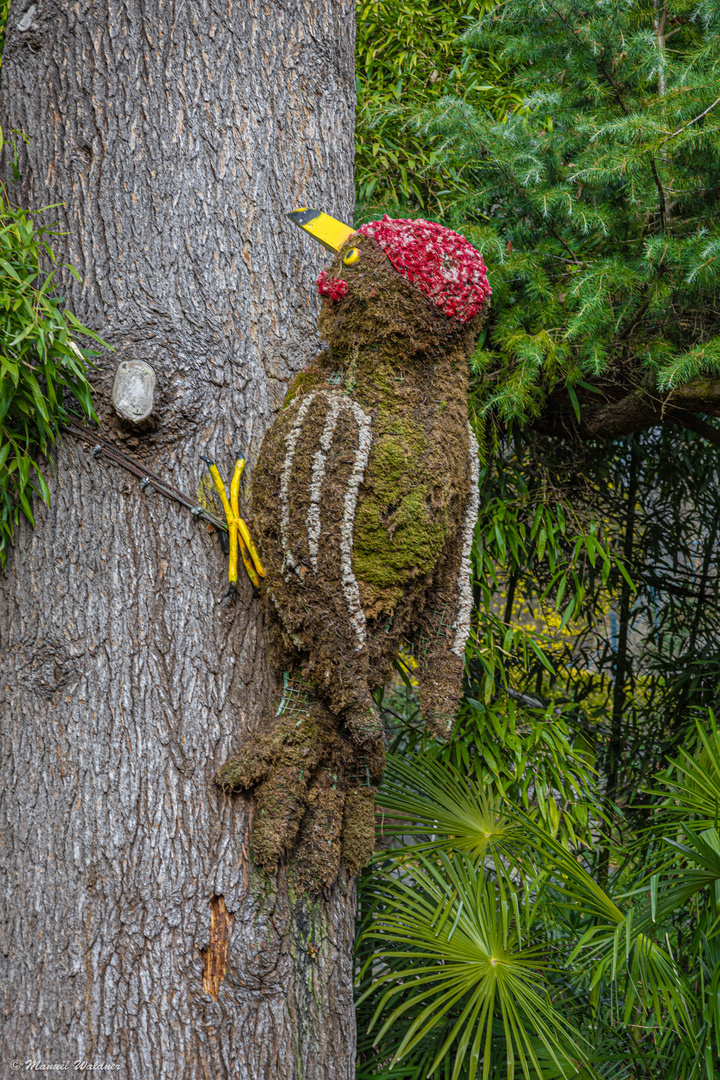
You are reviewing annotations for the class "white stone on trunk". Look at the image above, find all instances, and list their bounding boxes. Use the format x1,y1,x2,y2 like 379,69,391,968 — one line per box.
112,360,156,423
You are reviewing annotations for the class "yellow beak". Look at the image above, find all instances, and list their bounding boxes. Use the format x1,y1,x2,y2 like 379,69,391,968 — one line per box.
287,208,355,253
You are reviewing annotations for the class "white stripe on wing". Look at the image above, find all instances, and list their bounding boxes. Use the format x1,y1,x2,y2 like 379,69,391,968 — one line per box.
279,389,373,650
451,425,480,657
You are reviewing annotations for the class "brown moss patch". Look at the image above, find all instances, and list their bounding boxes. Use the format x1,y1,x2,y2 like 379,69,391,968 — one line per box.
341,788,378,877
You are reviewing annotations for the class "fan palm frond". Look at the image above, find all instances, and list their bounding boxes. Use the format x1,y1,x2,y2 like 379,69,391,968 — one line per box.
359,849,593,1080
379,753,524,865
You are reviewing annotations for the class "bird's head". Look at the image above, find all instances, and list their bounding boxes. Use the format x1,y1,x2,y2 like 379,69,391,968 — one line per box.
289,209,491,357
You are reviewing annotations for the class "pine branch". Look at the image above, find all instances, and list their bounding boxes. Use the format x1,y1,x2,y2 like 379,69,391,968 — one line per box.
539,0,630,116
653,0,668,97
658,95,720,147
543,0,670,229
650,158,669,230
617,286,654,342
424,0,720,423
546,221,581,266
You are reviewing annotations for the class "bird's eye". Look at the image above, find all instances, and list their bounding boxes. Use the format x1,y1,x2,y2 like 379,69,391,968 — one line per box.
343,247,361,266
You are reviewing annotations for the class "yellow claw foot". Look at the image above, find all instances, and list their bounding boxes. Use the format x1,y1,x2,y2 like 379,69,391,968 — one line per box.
200,455,265,589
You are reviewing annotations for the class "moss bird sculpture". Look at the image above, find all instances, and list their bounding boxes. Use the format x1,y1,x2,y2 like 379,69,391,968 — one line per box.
216,210,491,890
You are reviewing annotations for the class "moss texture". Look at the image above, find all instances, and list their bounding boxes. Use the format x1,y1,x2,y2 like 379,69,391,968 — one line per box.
217,233,487,891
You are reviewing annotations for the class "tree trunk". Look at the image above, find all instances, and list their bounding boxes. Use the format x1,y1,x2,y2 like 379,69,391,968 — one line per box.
0,1,357,1075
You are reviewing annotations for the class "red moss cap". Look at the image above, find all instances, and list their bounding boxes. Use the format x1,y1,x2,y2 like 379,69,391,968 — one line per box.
357,216,491,322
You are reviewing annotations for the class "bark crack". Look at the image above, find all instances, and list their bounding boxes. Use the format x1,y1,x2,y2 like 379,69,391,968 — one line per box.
201,895,234,1001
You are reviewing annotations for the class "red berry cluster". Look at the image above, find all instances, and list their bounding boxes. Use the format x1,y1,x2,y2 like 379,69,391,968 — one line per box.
358,215,491,322
317,270,348,301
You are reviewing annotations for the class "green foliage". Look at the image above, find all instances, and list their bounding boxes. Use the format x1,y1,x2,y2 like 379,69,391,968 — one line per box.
404,0,720,417
0,0,8,64
468,422,720,810
355,0,516,218
361,415,720,1077
357,744,720,1078
0,167,100,569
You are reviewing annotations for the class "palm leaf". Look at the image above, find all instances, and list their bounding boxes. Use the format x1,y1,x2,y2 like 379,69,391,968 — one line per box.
379,754,520,857
358,850,594,1080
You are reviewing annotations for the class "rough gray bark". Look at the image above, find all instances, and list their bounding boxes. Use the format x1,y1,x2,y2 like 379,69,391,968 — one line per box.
0,1,357,1075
